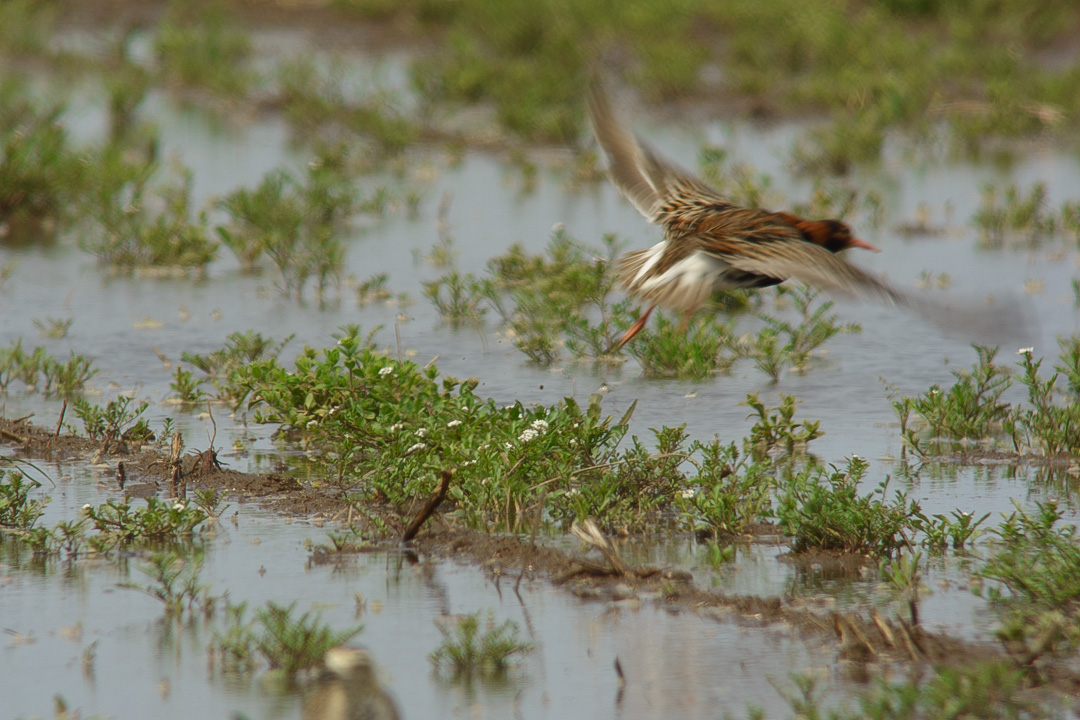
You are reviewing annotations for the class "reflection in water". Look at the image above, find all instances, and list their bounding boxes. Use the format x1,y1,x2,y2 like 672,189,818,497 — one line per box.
302,647,402,720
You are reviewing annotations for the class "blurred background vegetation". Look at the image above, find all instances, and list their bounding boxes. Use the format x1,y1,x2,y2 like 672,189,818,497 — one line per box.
8,0,1079,152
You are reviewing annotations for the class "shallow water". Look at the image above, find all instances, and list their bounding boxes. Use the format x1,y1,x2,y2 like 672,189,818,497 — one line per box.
4,35,1080,719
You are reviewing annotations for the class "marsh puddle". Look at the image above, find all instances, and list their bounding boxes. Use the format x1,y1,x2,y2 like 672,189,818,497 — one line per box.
5,30,1080,719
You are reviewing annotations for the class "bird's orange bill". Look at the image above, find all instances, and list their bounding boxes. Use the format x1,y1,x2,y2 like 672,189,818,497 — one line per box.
612,305,655,352
849,237,881,252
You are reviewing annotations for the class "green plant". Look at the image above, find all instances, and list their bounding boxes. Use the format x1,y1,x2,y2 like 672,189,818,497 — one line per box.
274,55,416,152
775,457,922,557
0,471,47,532
741,392,822,458
31,316,72,339
170,367,208,404
429,612,532,679
625,310,741,379
253,601,363,679
752,284,861,382
0,342,97,398
41,353,98,399
977,500,1080,662
180,330,294,403
192,488,230,521
82,497,208,550
153,0,254,97
123,550,219,618
356,273,393,306
789,661,1048,720
217,153,376,300
1009,343,1080,457
895,345,1012,446
674,440,773,539
0,340,48,392
422,269,489,328
78,163,217,273
71,396,151,443
972,182,1057,247
0,79,80,231
211,601,260,674
918,510,990,553
895,341,1080,459
879,550,928,626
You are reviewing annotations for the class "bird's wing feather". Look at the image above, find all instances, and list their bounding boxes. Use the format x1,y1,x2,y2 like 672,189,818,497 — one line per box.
704,235,909,307
588,83,724,224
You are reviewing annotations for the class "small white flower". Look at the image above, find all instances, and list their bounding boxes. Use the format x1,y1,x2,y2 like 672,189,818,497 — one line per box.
390,423,404,432
416,428,428,438
680,488,696,500
379,366,394,377
463,459,477,467
530,419,549,433
1017,347,1034,355
518,428,539,443
447,420,462,428
504,442,513,449
407,442,427,453
173,502,186,510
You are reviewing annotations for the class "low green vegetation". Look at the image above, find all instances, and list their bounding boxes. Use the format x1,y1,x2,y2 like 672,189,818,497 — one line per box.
122,549,221,619
879,550,929,626
226,326,984,550
274,56,417,152
340,0,1080,160
212,601,363,679
5,0,1080,166
217,146,387,299
0,340,97,398
775,458,921,557
31,317,73,339
229,324,805,532
71,396,153,444
153,0,254,98
180,330,294,403
0,80,82,238
971,181,1080,248
780,661,1048,720
976,500,1080,667
77,163,218,274
0,471,210,558
894,341,1080,459
423,229,859,381
429,612,532,680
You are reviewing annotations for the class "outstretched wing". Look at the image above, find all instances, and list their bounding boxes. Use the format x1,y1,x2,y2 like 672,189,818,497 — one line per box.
587,82,727,224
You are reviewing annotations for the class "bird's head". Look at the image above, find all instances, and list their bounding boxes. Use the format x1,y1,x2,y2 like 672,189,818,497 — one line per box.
775,213,880,253
815,219,880,253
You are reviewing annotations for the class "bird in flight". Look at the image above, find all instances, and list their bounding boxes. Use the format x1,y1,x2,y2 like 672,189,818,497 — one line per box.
587,83,904,352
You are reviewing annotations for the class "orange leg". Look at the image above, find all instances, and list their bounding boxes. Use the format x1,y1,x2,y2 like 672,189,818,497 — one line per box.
611,305,656,352
676,310,694,334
